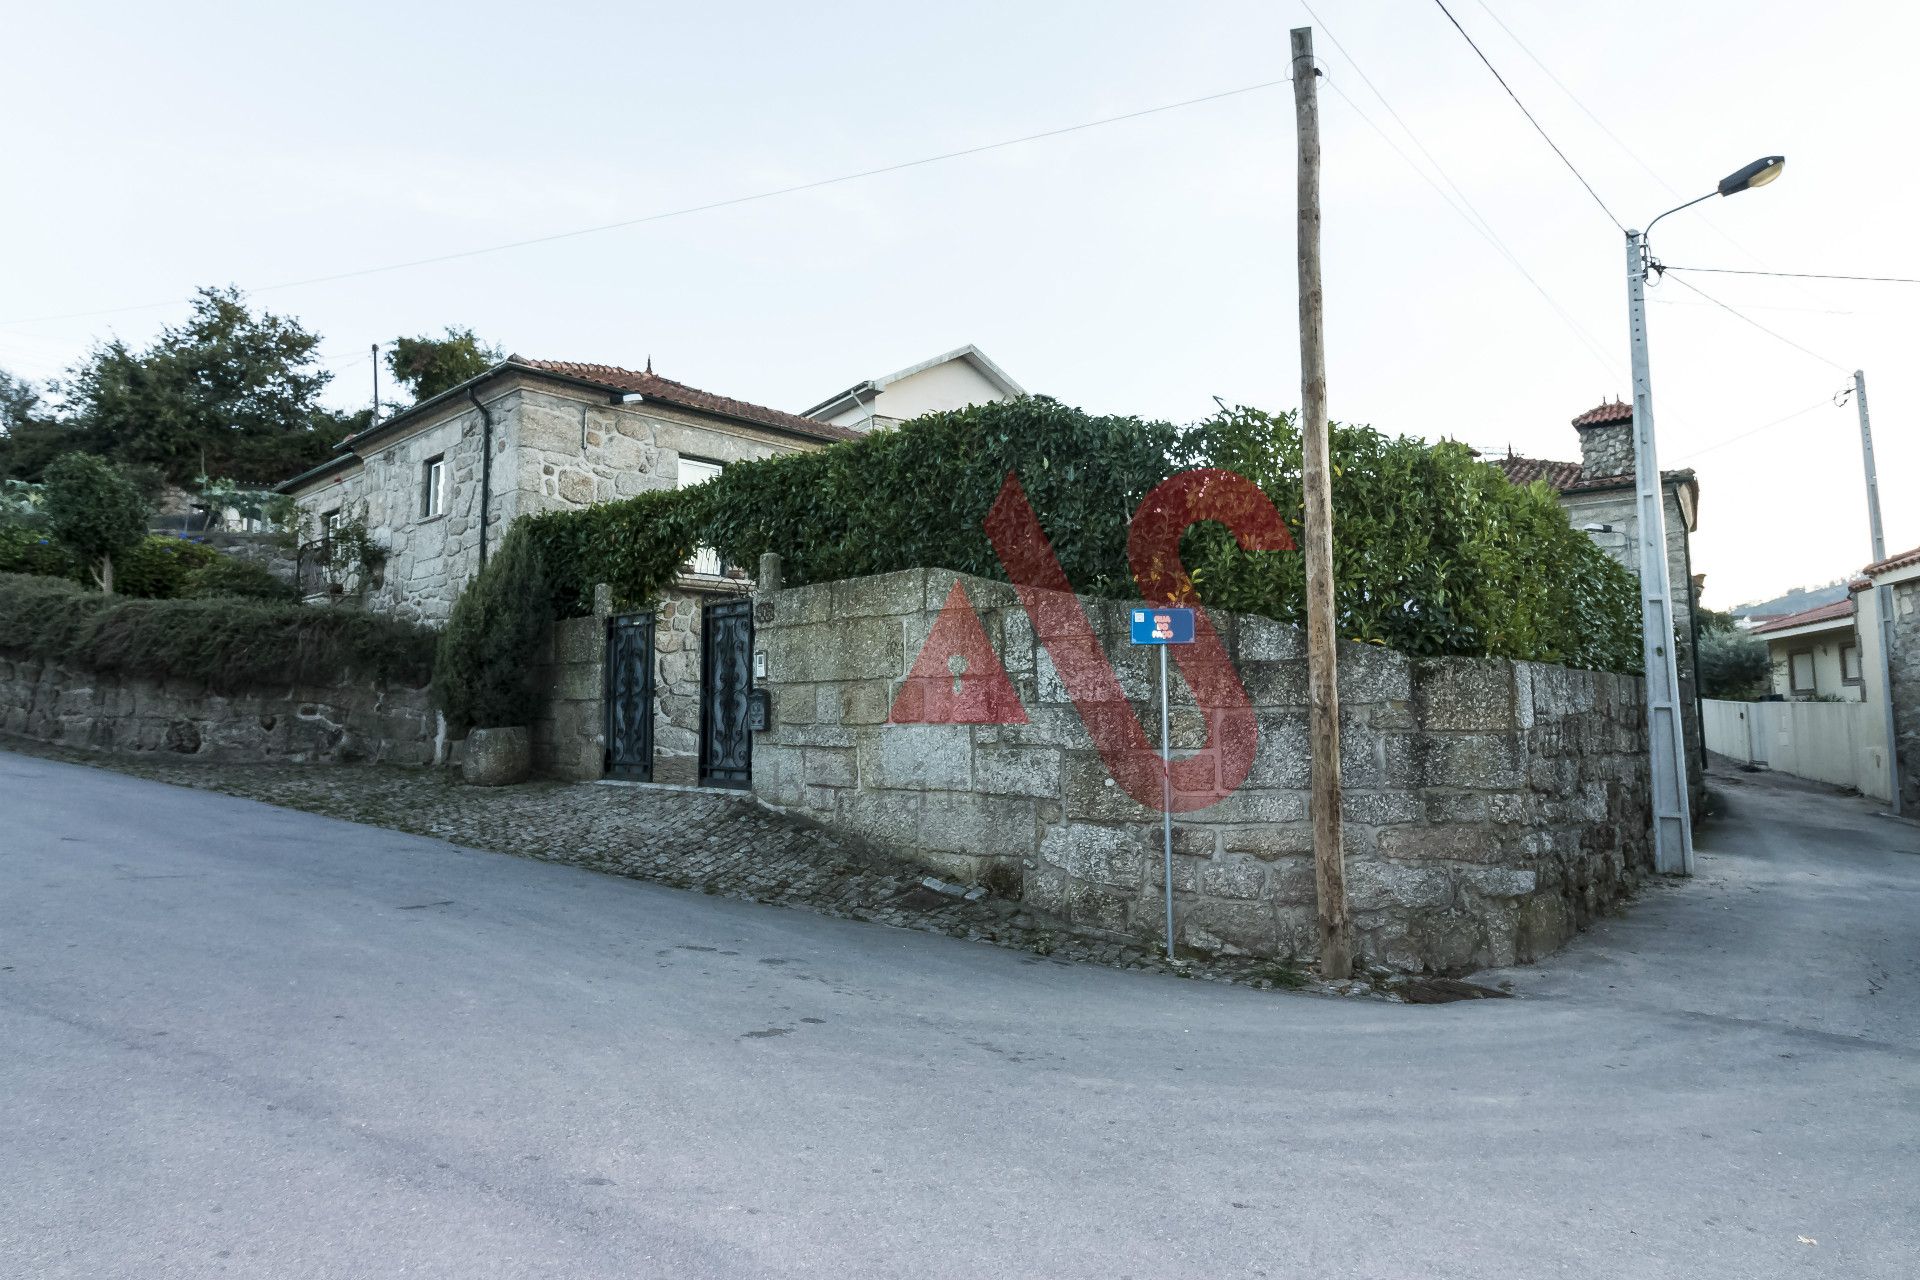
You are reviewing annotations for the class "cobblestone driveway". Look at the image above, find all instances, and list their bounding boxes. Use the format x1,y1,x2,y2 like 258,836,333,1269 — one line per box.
2,740,1414,997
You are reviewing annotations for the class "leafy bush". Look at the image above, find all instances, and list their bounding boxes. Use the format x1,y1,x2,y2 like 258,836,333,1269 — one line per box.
0,571,435,691
526,396,1180,615
1181,408,1643,671
113,536,221,598
0,524,80,580
1698,626,1771,699
516,396,1641,674
432,526,551,731
41,452,149,593
181,555,301,603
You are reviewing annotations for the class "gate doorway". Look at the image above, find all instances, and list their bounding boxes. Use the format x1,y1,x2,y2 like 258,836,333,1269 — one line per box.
699,597,754,788
604,612,655,781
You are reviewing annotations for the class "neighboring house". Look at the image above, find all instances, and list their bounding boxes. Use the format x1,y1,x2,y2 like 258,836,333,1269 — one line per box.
801,344,1024,434
276,348,1021,784
277,356,858,625
1858,544,1920,811
1750,597,1863,701
1494,399,1706,790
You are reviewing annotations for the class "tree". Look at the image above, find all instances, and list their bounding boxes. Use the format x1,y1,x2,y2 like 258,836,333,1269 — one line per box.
0,368,73,482
1698,627,1772,700
432,526,550,731
57,286,341,486
41,453,149,594
386,327,501,404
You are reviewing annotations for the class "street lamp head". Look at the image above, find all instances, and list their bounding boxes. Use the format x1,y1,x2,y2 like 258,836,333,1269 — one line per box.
1718,155,1786,196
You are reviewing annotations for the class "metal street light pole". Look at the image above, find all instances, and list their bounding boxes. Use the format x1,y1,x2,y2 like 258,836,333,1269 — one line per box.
1853,370,1903,815
1625,154,1784,875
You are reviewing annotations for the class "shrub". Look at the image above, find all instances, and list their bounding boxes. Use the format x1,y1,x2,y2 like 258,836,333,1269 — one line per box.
0,524,80,580
41,453,149,593
1181,407,1643,672
516,396,1641,673
432,526,551,731
114,536,221,598
0,571,435,692
181,555,301,603
525,396,1180,615
1698,626,1771,699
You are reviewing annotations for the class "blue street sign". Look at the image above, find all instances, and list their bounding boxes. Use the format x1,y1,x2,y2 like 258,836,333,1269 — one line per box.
1129,606,1196,645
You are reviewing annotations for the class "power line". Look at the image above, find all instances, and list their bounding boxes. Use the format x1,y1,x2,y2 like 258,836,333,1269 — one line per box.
1428,0,1623,230
1298,1,1616,375
0,78,1291,329
1465,0,1835,311
1318,75,1615,375
1664,265,1920,286
1672,395,1843,462
1658,271,1849,372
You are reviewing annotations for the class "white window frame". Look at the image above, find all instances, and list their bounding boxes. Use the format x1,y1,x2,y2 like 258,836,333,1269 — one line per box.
1788,650,1817,696
1841,643,1862,686
678,456,723,575
421,455,446,519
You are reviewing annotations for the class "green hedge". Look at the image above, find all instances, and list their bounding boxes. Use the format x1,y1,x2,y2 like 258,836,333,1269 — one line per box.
0,528,219,599
513,396,1640,673
1182,408,1641,671
432,526,550,731
0,572,436,692
523,396,1179,615
180,555,302,603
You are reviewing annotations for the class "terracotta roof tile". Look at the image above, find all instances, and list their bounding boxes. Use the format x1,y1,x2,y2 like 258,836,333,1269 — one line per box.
1492,453,1695,497
1864,544,1920,576
510,357,860,443
1750,598,1855,634
1572,399,1633,428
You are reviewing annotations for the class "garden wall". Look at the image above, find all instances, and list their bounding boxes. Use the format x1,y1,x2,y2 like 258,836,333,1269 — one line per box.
752,568,1654,974
0,652,437,765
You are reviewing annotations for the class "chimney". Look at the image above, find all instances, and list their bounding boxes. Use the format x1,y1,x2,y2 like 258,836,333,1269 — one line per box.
1572,400,1634,480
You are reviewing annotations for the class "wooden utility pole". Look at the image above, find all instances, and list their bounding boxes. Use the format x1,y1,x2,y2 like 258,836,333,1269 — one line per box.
1291,26,1352,979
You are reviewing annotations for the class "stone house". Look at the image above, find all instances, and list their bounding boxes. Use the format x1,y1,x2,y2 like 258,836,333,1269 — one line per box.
276,348,1019,782
1751,597,1863,701
1494,400,1706,790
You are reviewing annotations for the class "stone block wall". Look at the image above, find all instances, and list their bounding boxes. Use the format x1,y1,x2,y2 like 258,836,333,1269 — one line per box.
530,613,607,782
1889,578,1920,812
752,568,1653,974
0,652,437,765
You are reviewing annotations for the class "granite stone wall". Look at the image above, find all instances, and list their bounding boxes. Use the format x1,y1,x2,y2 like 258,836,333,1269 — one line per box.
1889,578,1920,812
752,568,1654,974
0,653,437,765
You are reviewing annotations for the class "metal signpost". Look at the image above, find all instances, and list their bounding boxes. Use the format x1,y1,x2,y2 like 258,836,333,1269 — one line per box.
1130,605,1196,960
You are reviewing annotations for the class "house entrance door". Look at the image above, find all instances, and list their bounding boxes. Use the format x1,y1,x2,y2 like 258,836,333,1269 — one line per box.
699,597,754,788
604,613,655,781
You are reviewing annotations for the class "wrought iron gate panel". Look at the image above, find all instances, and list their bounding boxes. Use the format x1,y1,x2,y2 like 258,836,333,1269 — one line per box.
699,598,754,788
604,613,655,781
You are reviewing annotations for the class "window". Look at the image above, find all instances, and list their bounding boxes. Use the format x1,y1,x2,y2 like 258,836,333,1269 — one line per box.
1789,650,1817,696
420,455,446,518
1842,644,1863,685
678,456,723,575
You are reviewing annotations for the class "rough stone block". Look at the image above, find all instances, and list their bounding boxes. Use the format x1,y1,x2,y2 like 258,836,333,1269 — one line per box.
1237,616,1305,662
832,570,927,619
1177,900,1279,957
1417,732,1525,790
1061,752,1155,822
1345,859,1456,911
833,788,922,847
1414,659,1516,731
973,744,1062,798
1222,824,1315,861
1336,643,1412,704
1342,790,1422,826
919,793,1039,861
856,724,971,790
1039,823,1146,888
802,747,856,788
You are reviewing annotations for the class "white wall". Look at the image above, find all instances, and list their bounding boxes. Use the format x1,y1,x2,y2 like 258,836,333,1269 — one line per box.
1703,698,1891,801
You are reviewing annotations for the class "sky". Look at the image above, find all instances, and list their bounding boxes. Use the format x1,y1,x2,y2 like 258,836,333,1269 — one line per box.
2,0,1914,608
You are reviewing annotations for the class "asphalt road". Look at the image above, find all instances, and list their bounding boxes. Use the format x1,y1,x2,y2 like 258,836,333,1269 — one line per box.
3,750,1916,1279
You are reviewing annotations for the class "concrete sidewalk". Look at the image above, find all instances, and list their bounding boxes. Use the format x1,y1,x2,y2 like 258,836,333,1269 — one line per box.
2,749,1915,1278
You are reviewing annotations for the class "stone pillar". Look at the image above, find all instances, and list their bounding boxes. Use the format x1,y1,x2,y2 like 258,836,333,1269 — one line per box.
758,554,783,596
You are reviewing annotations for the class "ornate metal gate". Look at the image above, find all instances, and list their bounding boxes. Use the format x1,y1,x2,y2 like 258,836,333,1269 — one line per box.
699,597,754,788
604,613,655,781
